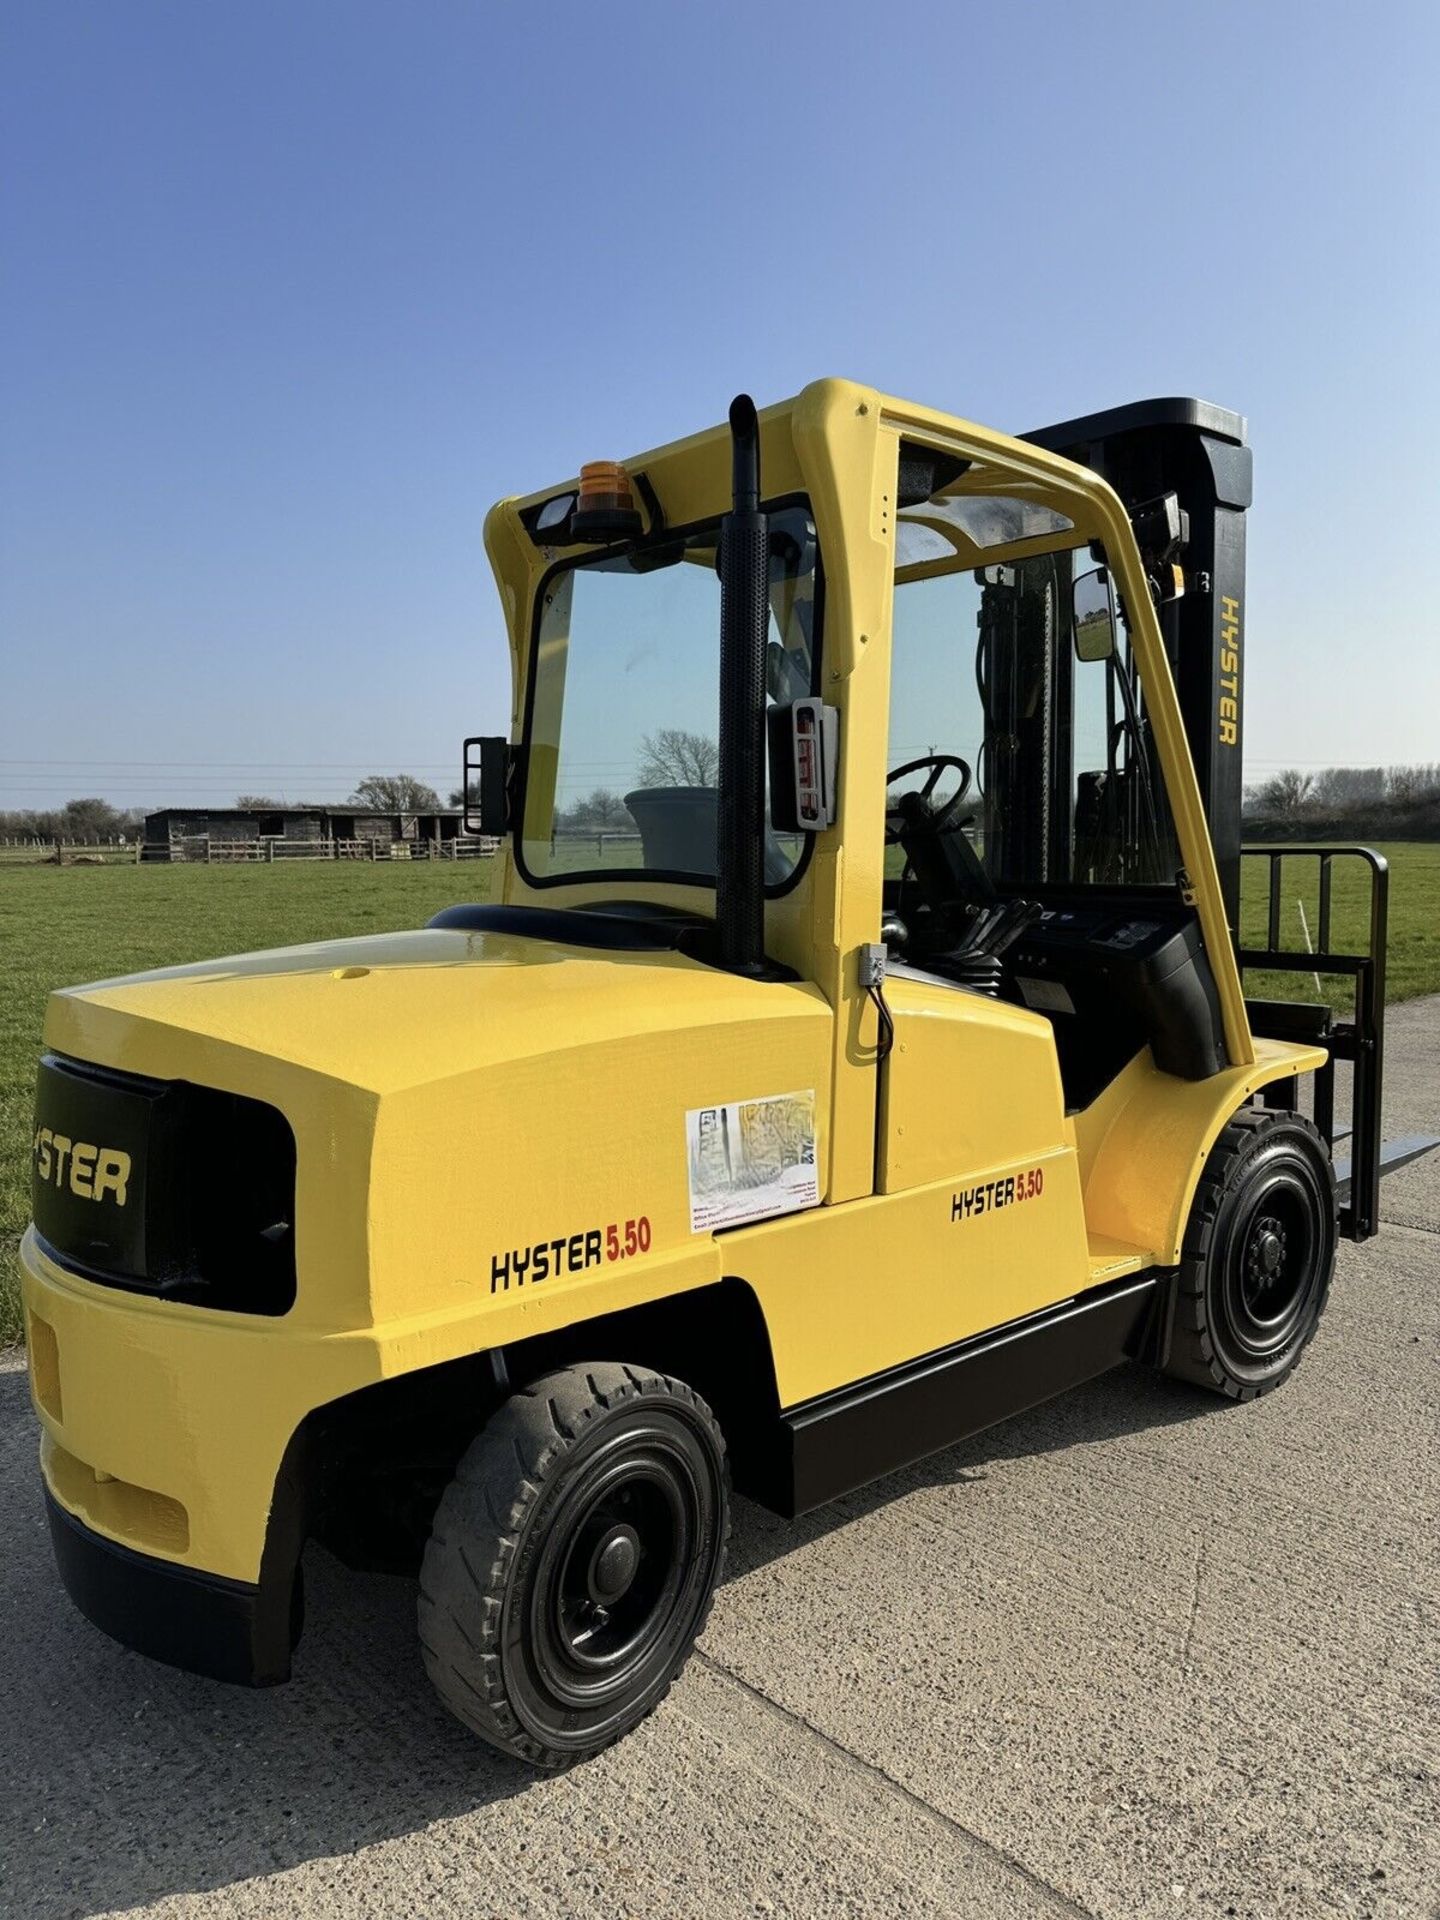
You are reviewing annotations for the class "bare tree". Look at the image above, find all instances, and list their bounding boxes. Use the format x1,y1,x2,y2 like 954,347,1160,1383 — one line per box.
235,794,281,809
636,729,719,788
349,774,442,812
1309,767,1386,812
59,797,126,840
1387,763,1440,805
1254,769,1315,816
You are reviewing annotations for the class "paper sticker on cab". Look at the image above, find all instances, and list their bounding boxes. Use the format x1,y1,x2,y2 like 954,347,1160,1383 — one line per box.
686,1090,818,1233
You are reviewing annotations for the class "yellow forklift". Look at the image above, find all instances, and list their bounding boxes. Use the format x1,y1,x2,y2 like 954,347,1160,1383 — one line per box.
22,381,1434,1766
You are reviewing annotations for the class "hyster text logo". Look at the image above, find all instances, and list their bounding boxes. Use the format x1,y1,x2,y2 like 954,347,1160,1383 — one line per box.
952,1165,1045,1222
33,1129,131,1206
490,1215,655,1293
1218,594,1241,747
491,1229,604,1293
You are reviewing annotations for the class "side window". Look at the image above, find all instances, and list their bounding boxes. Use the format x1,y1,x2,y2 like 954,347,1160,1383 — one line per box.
887,543,1180,890
887,569,988,816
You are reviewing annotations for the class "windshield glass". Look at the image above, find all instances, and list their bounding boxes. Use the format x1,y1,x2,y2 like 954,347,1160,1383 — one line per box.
520,506,820,886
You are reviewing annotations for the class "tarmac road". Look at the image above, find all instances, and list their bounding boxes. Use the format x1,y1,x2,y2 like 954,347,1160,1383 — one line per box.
2,1001,1436,1920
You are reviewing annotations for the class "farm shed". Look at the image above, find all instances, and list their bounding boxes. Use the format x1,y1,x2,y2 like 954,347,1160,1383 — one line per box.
141,806,468,861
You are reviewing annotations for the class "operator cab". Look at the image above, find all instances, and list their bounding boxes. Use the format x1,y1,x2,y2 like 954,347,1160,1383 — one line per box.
475,392,1231,1110
882,443,1227,1109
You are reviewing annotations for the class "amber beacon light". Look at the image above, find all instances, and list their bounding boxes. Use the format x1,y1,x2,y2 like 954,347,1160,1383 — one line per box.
571,460,643,541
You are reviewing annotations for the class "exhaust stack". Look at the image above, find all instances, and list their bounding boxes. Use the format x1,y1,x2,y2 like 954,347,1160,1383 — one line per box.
716,395,770,976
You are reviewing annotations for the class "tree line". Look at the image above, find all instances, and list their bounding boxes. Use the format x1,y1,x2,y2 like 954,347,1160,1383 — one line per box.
0,776,452,840
1244,763,1440,838
0,798,147,841
19,748,1427,844
0,737,716,843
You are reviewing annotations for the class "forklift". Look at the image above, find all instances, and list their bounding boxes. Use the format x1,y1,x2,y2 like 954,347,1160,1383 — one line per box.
22,380,1435,1767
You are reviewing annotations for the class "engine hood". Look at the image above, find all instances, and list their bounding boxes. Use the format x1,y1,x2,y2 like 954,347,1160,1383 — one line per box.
45,925,825,1097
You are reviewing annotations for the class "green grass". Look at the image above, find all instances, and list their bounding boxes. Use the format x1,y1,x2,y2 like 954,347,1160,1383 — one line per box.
3,844,1437,1345
1237,842,1440,1012
0,860,493,1344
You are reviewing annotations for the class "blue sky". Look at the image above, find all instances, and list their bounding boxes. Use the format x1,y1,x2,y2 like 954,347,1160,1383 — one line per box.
2,0,1437,812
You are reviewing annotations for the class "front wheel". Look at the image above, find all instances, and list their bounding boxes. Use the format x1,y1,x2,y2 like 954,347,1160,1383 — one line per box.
419,1363,729,1767
1165,1107,1337,1401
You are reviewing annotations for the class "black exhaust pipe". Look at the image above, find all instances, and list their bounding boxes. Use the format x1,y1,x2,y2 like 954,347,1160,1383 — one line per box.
716,395,770,976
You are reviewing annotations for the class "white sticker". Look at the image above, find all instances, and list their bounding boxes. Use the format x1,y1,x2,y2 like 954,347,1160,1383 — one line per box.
686,1090,819,1233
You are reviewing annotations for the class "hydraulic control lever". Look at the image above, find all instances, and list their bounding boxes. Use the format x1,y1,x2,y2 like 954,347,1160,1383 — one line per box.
934,898,1043,998
951,898,1042,960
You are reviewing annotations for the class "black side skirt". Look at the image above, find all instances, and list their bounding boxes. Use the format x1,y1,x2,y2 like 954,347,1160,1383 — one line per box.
774,1274,1163,1517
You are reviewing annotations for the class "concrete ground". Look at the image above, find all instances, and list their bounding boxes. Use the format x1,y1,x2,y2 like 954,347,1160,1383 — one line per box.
2,1003,1436,1920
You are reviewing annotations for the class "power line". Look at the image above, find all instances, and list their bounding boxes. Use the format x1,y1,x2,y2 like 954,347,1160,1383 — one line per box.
0,759,466,771
0,758,641,772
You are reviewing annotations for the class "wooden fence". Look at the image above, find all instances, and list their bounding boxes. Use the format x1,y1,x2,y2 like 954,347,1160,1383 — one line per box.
153,836,499,864
0,838,136,866
1,836,498,866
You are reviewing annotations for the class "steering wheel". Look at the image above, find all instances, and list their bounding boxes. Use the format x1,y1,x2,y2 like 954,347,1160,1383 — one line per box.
884,754,973,845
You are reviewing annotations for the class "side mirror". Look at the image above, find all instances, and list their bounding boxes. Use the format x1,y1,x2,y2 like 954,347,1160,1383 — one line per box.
1073,566,1117,663
462,736,511,835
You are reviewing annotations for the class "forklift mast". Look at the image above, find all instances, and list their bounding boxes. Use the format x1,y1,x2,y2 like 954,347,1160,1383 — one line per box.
1023,398,1251,928
1023,396,1438,1235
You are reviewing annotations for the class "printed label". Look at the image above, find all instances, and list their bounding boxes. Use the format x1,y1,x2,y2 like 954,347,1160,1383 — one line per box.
686,1090,819,1233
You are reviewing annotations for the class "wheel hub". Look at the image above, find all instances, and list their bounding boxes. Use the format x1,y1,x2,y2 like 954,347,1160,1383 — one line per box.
1229,1187,1313,1350
588,1523,641,1604
538,1452,697,1697
1248,1217,1287,1281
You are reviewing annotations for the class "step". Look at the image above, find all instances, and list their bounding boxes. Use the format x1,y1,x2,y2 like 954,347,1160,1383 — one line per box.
1086,1232,1149,1284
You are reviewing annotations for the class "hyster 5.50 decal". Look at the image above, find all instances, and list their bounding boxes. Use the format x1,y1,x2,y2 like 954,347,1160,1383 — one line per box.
490,1216,653,1293
951,1166,1044,1222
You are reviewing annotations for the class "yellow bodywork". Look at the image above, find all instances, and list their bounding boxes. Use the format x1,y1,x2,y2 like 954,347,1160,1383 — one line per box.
22,378,1325,1589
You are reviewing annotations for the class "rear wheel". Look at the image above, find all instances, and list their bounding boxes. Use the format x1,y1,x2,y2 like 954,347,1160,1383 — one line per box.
419,1363,728,1767
1165,1107,1337,1400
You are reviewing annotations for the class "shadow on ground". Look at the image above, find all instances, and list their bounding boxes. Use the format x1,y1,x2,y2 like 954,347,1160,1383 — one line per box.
0,1359,1210,1920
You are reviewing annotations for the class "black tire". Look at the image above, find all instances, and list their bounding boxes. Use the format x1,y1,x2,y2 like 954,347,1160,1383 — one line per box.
418,1363,729,1768
1165,1107,1337,1400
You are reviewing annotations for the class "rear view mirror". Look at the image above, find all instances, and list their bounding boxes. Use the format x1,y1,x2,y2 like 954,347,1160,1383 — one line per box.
1073,566,1117,663
462,736,510,835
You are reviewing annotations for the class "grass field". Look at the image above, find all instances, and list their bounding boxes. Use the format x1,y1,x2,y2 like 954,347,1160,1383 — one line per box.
0,861,494,1343
1237,842,1440,1009
3,844,1437,1343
